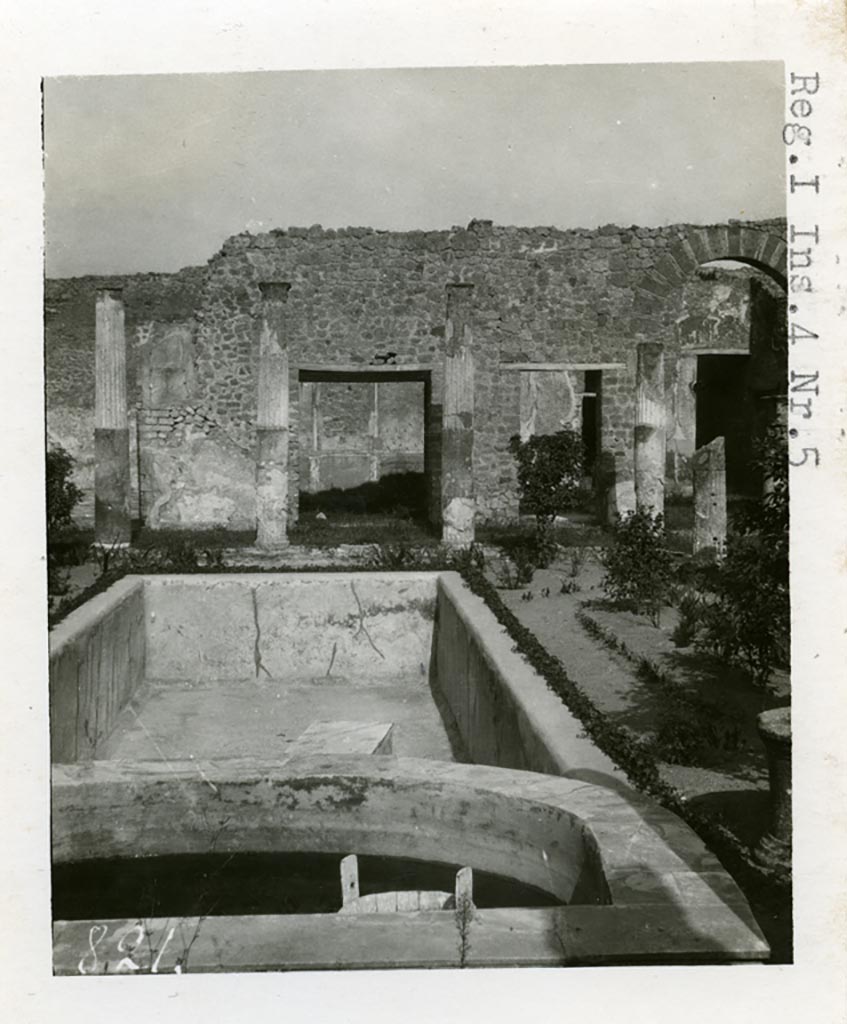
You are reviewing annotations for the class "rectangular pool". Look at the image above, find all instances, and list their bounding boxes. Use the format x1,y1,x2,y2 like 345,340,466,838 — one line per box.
49,571,619,778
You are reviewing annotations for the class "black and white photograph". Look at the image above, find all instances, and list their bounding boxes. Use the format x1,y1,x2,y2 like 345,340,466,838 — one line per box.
2,2,846,1022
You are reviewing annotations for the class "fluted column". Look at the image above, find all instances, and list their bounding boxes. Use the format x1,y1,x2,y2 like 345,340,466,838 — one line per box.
634,342,666,517
441,284,475,546
94,286,131,545
255,282,291,549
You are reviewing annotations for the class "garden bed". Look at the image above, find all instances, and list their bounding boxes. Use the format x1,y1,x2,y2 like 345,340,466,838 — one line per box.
575,600,788,841
484,551,791,962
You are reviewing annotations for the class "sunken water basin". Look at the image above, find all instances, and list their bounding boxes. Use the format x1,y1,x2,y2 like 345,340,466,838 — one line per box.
50,572,769,971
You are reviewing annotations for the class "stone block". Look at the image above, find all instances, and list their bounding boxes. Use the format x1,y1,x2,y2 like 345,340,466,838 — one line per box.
705,225,730,261
669,239,698,277
686,228,714,267
758,232,783,270
287,720,394,758
653,254,686,287
640,272,673,298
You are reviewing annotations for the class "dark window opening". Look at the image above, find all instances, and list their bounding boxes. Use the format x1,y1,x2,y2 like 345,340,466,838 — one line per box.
581,370,602,478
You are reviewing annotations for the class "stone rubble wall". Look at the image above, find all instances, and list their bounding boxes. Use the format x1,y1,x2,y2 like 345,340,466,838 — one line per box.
45,270,205,523
45,217,785,529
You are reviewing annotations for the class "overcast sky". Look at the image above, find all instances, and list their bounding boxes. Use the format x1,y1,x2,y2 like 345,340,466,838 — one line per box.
43,62,785,278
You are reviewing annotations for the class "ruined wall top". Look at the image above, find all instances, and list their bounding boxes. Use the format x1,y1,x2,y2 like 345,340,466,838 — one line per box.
215,216,786,259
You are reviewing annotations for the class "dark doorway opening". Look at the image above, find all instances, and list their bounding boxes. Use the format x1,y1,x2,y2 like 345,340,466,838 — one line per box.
582,370,602,479
695,354,757,496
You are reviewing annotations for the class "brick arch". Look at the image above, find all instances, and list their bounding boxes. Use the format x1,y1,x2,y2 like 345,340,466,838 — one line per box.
635,224,787,307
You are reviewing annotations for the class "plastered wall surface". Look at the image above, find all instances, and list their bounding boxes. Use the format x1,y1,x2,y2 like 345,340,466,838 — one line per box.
48,577,146,763
143,573,437,680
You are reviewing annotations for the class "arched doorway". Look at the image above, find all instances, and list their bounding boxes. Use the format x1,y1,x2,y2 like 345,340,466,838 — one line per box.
684,260,786,495
636,225,787,497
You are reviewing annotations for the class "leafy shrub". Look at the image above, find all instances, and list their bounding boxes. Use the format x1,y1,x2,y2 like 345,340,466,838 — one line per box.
202,546,227,569
567,545,591,579
365,542,477,572
493,530,559,588
695,423,789,685
46,444,84,598
508,430,586,543
94,537,205,576
697,533,789,684
46,444,83,536
492,562,523,589
490,542,535,589
506,543,538,587
366,542,425,570
157,538,203,571
449,543,486,575
651,702,743,765
601,509,673,626
671,589,710,647
48,534,92,569
651,709,705,764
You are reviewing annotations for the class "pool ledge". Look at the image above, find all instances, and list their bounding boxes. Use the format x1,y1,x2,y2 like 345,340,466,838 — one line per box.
52,755,769,971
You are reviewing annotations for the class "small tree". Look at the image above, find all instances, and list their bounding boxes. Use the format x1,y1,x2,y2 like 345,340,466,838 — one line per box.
508,429,585,552
601,508,673,626
46,443,83,598
47,444,83,536
696,422,789,684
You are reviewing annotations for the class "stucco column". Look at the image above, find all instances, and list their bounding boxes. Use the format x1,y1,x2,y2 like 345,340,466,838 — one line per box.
634,342,666,517
94,286,131,546
603,453,636,524
441,283,475,545
692,436,727,558
255,282,291,549
670,352,698,486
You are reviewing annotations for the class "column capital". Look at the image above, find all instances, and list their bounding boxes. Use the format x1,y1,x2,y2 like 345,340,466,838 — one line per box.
96,285,124,300
636,341,664,375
